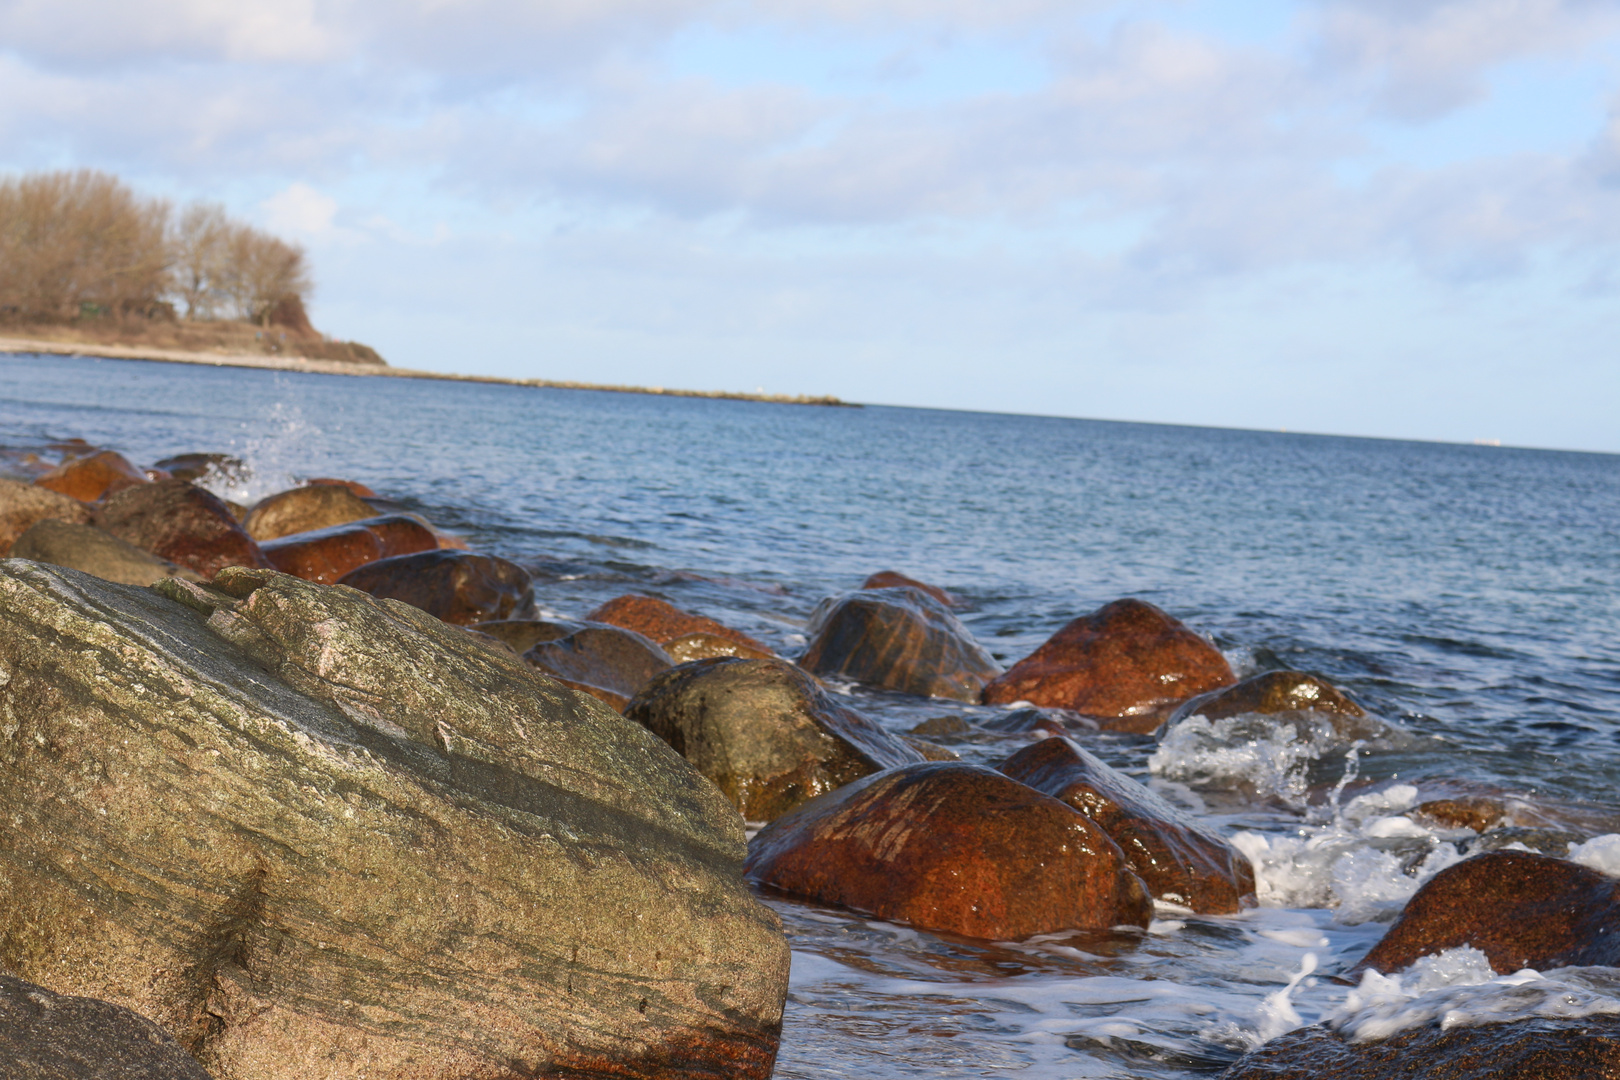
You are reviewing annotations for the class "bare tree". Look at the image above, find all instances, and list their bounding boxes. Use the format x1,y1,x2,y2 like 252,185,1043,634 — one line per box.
169,201,231,319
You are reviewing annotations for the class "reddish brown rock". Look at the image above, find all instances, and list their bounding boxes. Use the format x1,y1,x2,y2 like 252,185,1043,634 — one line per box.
336,550,536,626
626,657,925,821
152,453,244,484
800,587,1002,702
746,762,1152,940
305,477,376,498
587,594,773,661
861,570,958,608
242,484,378,542
260,515,438,585
998,736,1255,914
1220,1017,1620,1080
0,479,93,556
981,599,1235,732
1354,851,1620,976
1164,670,1383,738
524,625,674,713
32,450,149,502
95,480,270,579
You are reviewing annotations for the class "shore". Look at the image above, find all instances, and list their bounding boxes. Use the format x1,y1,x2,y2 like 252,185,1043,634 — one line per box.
0,333,856,408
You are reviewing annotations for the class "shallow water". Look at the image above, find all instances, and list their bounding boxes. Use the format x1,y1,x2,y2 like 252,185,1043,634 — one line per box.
4,352,1620,1075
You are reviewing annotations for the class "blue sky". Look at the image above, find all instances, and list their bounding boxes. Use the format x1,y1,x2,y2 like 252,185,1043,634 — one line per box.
3,0,1618,451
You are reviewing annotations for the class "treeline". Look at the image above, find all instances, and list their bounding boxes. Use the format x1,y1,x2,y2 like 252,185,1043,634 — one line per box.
0,169,310,327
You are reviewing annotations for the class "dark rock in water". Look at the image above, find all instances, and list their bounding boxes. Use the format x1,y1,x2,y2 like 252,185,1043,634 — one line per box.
998,736,1255,914
0,478,93,556
587,594,773,661
32,449,149,502
337,549,537,626
626,657,925,821
981,599,1235,732
260,515,438,584
981,706,1094,736
1410,796,1513,833
1466,826,1586,857
0,561,789,1080
1164,671,1381,739
799,587,1002,702
242,484,378,542
95,480,270,579
1219,1016,1620,1080
1354,851,1620,976
11,519,202,587
474,617,585,654
524,624,675,713
900,735,960,761
746,762,1152,940
861,570,959,608
909,714,974,738
152,452,245,485
0,974,215,1080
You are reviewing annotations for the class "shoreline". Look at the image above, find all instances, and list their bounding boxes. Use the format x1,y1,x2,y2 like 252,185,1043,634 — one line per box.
0,334,856,409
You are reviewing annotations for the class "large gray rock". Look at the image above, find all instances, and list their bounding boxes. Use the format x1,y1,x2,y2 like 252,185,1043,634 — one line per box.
0,560,788,1080
11,519,202,586
0,477,92,556
0,975,214,1080
625,657,926,822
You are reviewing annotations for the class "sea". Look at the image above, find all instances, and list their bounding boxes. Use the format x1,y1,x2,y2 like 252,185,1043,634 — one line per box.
4,351,1620,1077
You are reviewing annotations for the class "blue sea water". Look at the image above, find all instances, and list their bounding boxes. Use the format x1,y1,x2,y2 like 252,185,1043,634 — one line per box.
4,352,1620,1077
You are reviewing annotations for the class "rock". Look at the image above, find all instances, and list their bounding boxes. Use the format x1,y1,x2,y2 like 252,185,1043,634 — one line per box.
1353,851,1620,976
1411,797,1513,833
10,520,203,587
900,735,959,761
908,714,974,738
524,624,675,713
1218,1017,1620,1080
981,706,1094,736
32,449,149,502
0,560,789,1080
587,594,773,661
336,550,537,626
997,736,1254,914
1164,671,1380,740
259,515,438,585
242,484,379,542
474,617,583,654
861,570,959,608
799,587,1002,702
626,657,926,821
746,762,1152,939
981,599,1235,732
95,480,270,579
0,974,215,1080
0,478,93,556
305,477,377,498
152,452,245,485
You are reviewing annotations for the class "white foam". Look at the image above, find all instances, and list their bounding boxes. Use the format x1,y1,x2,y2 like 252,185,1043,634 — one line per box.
1149,715,1332,806
1569,834,1620,876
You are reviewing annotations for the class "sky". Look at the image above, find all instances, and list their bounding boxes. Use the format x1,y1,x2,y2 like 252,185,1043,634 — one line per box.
3,1,1619,452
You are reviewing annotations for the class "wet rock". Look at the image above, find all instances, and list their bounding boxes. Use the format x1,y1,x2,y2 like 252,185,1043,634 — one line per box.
336,550,537,626
1219,1016,1620,1080
0,974,215,1080
95,480,270,579
32,449,149,502
152,452,245,485
1354,851,1620,976
1410,796,1511,833
799,587,1002,702
0,560,789,1080
11,519,202,587
304,477,377,498
909,714,974,738
981,598,1235,732
998,737,1255,914
626,657,925,821
259,515,438,585
587,594,773,661
982,706,1094,736
861,570,959,608
900,736,960,761
746,762,1152,940
524,624,675,713
1164,671,1382,741
242,484,378,542
1466,827,1586,858
0,478,93,556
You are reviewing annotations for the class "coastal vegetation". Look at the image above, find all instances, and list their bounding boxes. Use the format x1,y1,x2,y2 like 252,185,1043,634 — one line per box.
0,168,379,363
